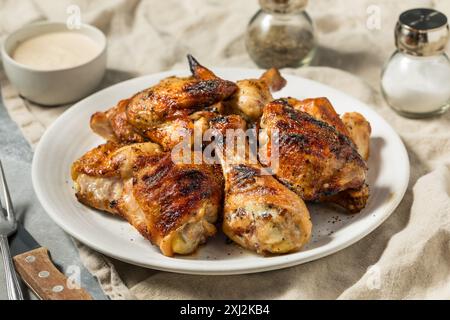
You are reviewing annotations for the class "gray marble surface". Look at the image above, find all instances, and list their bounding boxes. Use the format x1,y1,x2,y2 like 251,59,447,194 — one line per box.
0,91,107,300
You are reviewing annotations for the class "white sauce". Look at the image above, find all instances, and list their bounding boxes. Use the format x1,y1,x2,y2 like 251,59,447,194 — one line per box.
12,32,101,70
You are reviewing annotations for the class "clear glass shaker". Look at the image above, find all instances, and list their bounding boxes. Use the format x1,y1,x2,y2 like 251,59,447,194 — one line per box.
245,0,316,69
381,8,450,118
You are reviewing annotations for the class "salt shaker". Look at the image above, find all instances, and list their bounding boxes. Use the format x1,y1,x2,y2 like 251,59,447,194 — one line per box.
245,0,316,69
381,8,450,118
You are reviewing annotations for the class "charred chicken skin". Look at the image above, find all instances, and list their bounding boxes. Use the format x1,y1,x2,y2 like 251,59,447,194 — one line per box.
259,98,368,210
71,142,223,256
210,115,312,254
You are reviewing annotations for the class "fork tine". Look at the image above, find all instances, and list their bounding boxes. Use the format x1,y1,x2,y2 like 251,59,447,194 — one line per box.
0,160,15,222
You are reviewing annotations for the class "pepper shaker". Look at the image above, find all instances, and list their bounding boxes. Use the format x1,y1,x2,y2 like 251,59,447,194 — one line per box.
245,0,316,69
381,8,450,118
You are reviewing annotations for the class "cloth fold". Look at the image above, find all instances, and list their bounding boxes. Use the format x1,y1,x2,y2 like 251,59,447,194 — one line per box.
1,0,450,299
339,166,450,299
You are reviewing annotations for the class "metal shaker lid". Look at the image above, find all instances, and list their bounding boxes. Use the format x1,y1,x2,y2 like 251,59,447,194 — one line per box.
259,0,308,13
395,8,449,56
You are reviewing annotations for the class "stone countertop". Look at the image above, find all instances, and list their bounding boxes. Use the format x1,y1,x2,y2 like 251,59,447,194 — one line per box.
0,91,107,300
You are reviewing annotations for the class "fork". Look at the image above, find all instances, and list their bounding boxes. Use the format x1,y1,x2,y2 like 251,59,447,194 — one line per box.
0,160,24,300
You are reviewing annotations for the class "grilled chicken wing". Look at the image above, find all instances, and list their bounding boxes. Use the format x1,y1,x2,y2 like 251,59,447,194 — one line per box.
210,115,311,254
90,55,237,149
224,68,286,122
71,142,223,256
259,98,367,205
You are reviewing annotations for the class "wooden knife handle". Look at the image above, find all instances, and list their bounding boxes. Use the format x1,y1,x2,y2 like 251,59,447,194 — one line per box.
13,247,92,300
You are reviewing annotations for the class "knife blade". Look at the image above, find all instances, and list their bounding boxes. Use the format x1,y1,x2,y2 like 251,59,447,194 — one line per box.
9,224,92,300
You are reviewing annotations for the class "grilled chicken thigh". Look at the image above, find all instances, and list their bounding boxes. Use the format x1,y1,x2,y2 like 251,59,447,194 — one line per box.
287,97,371,212
224,68,286,122
210,115,312,254
71,142,223,256
259,98,368,208
90,55,237,149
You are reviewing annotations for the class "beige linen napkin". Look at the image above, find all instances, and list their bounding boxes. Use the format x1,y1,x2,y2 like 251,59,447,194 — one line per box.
1,0,450,299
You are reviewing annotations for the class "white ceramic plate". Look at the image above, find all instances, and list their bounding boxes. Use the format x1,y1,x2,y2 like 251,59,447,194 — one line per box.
32,68,409,275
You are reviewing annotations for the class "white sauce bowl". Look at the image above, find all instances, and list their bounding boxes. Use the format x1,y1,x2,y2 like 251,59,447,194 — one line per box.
1,22,107,106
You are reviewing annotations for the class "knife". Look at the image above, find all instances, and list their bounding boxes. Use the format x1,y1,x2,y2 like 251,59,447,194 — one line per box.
9,225,92,300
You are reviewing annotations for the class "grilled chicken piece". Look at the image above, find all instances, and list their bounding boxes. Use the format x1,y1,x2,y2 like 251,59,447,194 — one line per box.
224,68,286,122
90,55,237,148
259,98,368,205
210,115,311,254
71,142,223,256
127,55,237,131
341,112,371,161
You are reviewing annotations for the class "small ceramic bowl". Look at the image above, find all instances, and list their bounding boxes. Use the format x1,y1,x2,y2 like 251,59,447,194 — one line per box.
1,21,107,106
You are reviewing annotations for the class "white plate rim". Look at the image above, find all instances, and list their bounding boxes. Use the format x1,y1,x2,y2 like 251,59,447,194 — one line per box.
32,68,410,275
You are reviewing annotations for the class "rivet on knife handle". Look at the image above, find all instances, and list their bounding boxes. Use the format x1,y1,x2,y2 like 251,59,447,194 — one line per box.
13,247,92,300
